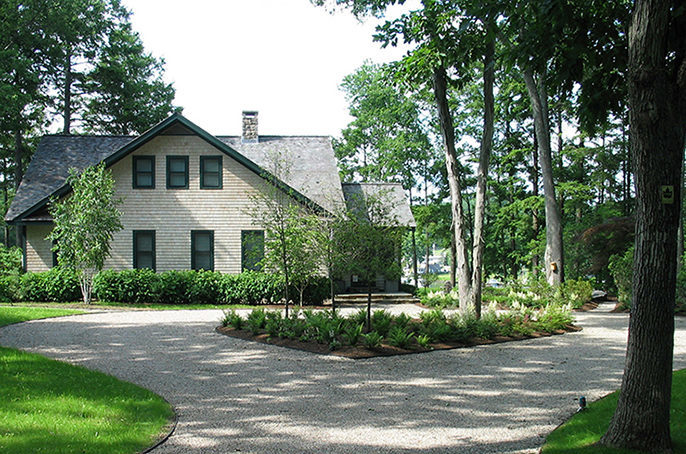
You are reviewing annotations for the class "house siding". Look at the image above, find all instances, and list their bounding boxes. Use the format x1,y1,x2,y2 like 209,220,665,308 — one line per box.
26,135,275,273
106,135,268,273
26,224,53,272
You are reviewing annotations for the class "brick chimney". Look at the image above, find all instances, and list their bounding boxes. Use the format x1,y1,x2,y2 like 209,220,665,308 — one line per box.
241,111,258,143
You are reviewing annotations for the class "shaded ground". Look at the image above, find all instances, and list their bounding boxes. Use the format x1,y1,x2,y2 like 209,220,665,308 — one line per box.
1,302,685,454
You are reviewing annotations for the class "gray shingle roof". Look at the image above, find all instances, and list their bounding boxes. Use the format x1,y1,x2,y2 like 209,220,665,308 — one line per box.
5,135,134,221
342,182,416,228
218,136,345,213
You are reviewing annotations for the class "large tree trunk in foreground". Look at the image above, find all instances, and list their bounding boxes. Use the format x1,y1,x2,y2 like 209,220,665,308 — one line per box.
432,66,471,308
522,69,564,285
601,1,685,451
471,29,495,318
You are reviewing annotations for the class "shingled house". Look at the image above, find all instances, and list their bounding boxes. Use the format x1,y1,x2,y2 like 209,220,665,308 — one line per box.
5,112,415,292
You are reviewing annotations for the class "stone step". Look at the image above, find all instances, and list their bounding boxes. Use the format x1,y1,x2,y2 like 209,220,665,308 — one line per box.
332,293,421,305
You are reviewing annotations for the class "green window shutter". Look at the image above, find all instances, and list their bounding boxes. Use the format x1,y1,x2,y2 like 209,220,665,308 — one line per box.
133,230,156,271
200,156,223,189
166,156,189,189
191,230,214,271
133,156,155,189
241,230,264,272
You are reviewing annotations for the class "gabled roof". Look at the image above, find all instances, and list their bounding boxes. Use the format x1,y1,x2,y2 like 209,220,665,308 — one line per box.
6,114,344,223
342,182,416,228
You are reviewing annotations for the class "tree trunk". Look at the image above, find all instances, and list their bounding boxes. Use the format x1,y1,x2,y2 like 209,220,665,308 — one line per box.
450,219,456,288
63,49,73,135
601,1,685,450
411,227,418,287
471,29,495,318
432,66,471,308
531,126,541,275
522,68,563,285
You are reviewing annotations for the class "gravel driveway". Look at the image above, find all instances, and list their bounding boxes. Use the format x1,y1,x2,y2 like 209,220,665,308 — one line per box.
2,303,685,454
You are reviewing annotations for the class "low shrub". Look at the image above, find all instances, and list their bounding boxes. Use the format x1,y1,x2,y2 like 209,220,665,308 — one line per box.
0,246,22,275
0,274,20,302
362,331,383,349
93,269,159,304
416,334,432,349
21,267,81,302
246,308,267,334
609,247,633,309
221,309,243,329
222,271,283,305
535,304,574,332
157,270,196,305
371,310,393,336
559,279,594,309
343,323,363,346
387,325,414,348
420,289,459,308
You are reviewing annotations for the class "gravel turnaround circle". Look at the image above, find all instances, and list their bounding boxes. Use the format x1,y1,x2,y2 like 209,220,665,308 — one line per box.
2,303,686,454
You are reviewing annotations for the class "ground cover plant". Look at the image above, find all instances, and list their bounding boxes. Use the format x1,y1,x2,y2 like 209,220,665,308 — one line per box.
218,304,578,359
541,368,686,454
0,307,175,454
420,277,594,311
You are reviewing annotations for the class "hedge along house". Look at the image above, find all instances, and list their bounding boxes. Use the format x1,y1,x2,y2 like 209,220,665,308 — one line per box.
5,112,416,292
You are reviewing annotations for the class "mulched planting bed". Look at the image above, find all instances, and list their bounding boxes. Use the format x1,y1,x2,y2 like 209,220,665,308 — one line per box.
216,324,582,359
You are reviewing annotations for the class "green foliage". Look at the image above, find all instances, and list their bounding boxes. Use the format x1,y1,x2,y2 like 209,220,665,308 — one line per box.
221,271,283,305
246,308,267,335
371,310,393,336
93,269,158,304
265,310,283,337
609,247,633,309
156,270,196,305
48,163,123,304
416,334,432,349
501,275,594,309
89,270,326,306
83,18,180,135
220,309,243,329
0,275,20,303
387,325,414,348
343,323,364,346
0,246,22,275
420,289,459,308
535,304,575,333
362,331,383,349
20,268,81,303
335,61,431,188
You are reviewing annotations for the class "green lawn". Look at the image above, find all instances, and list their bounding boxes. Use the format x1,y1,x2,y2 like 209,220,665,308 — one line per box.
0,307,175,454
2,301,255,311
0,306,84,326
542,369,686,453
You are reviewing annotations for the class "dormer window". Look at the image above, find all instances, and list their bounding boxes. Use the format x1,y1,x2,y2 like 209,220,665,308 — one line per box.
133,156,155,189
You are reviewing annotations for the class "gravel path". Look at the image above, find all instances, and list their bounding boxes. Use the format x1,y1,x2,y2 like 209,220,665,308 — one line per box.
2,303,685,454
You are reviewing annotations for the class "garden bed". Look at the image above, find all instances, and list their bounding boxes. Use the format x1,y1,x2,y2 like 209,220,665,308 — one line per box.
216,321,582,359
